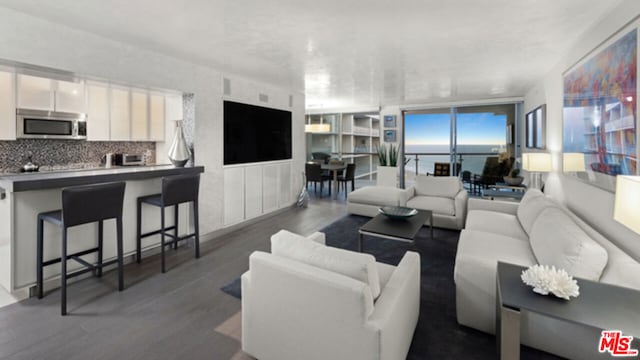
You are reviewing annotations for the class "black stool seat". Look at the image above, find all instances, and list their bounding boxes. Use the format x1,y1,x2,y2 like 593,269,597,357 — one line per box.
138,194,163,207
37,181,126,316
38,210,63,226
136,173,201,273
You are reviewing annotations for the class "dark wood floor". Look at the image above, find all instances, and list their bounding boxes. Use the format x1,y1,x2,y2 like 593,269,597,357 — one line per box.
0,190,346,360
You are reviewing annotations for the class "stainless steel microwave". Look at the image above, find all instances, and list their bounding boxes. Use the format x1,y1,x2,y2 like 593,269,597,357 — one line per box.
16,109,87,140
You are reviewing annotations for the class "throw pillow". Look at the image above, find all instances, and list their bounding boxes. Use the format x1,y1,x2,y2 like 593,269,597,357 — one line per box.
529,207,609,281
516,189,549,235
270,230,382,299
414,175,461,198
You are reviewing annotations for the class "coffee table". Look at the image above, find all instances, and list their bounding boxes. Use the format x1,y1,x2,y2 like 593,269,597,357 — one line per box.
358,209,432,252
496,261,640,359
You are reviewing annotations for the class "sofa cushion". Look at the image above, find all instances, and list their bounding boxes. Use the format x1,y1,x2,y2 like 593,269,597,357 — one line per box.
406,196,455,216
414,176,461,199
465,210,528,241
529,208,608,281
270,230,382,298
348,186,406,207
455,229,537,298
516,189,551,235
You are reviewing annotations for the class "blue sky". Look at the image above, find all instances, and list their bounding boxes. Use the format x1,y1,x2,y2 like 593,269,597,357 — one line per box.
405,112,507,145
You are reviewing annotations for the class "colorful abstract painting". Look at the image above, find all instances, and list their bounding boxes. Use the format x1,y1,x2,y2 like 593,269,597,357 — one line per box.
563,29,637,178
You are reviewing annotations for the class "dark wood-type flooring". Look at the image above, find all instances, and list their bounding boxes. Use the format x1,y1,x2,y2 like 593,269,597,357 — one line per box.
0,190,346,360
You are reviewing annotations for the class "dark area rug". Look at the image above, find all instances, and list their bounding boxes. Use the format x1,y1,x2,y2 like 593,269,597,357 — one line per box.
221,214,562,360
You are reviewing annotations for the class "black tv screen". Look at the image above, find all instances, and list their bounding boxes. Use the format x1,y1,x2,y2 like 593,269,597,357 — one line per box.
224,101,292,165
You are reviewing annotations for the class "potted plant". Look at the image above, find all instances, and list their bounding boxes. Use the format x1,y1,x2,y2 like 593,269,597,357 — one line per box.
377,144,399,187
503,168,524,186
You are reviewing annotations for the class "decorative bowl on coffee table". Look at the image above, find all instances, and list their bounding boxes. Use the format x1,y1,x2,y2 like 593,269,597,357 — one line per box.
378,206,418,220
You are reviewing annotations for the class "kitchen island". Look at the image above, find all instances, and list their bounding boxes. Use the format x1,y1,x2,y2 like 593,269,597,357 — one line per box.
0,165,205,297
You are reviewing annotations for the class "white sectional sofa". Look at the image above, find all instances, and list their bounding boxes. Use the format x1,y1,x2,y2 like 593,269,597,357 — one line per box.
348,175,468,230
242,230,421,360
455,189,640,359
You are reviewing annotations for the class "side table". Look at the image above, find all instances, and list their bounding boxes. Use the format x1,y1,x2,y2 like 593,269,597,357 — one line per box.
496,262,640,359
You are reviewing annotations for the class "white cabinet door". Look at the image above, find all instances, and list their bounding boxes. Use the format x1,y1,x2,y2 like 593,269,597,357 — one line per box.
16,74,53,111
0,71,16,140
130,90,148,140
149,93,165,141
55,80,86,113
224,167,245,226
87,82,110,141
110,87,130,141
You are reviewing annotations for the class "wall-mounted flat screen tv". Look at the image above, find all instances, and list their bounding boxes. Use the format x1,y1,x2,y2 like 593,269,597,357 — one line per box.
224,100,292,165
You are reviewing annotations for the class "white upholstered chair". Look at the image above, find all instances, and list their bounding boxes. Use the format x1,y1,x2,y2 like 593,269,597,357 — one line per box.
241,230,421,360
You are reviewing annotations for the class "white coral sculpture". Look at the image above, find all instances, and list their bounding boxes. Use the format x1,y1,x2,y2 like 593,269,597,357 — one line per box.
520,264,580,300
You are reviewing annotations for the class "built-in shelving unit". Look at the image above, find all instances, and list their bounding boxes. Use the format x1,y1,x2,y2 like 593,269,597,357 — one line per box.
305,110,380,180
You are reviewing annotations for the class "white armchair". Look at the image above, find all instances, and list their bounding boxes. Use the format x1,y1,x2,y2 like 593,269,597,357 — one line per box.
241,230,421,360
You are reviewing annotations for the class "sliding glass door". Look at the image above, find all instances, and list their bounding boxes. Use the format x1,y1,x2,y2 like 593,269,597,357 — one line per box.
404,109,453,184
402,104,516,187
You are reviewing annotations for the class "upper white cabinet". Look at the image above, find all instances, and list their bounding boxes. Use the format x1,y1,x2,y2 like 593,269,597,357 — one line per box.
17,74,86,113
110,86,131,141
11,71,173,142
86,82,110,141
149,93,165,141
55,80,86,113
16,75,53,111
0,70,16,140
131,89,148,140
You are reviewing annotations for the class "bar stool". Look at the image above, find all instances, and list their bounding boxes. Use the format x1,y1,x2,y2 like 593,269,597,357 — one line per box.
136,173,200,273
36,182,126,316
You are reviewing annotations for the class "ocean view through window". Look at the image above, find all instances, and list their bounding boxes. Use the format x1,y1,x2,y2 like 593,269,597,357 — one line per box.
403,105,516,186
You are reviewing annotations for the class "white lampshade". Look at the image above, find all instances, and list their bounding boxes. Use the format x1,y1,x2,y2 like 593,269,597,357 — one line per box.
563,153,586,172
522,153,552,172
614,176,640,234
305,123,331,133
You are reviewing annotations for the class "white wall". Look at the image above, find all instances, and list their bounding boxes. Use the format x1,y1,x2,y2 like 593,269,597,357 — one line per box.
523,0,640,260
0,7,304,235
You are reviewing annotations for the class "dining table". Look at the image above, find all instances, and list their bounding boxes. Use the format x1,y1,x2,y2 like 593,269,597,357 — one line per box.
321,163,347,200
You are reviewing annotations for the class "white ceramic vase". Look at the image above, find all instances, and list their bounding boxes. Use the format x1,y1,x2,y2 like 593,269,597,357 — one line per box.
168,120,191,167
376,166,398,188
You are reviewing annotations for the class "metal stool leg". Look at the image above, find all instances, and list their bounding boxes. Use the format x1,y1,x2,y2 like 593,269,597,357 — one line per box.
117,216,124,291
61,228,68,316
37,217,44,299
173,204,179,250
136,198,142,263
194,199,200,259
97,220,103,277
161,206,166,273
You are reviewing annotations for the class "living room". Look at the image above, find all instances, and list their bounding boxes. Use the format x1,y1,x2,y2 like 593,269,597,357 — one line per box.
0,1,639,359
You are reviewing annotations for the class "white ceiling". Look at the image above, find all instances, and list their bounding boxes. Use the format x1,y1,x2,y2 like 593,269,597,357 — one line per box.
0,0,623,109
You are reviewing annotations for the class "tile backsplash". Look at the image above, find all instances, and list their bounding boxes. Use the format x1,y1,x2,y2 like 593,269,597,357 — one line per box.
0,139,155,173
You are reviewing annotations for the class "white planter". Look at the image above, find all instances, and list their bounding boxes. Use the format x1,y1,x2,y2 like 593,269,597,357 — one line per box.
376,166,398,188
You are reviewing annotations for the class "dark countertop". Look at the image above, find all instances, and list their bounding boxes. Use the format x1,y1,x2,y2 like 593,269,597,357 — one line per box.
0,165,205,193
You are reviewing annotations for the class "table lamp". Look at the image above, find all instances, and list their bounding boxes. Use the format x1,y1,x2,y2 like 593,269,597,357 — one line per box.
614,176,640,234
522,153,551,189
563,153,586,172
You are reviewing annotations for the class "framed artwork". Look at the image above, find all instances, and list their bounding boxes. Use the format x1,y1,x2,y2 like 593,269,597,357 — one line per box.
562,22,638,191
384,130,396,142
563,25,638,191
526,105,546,149
383,115,396,128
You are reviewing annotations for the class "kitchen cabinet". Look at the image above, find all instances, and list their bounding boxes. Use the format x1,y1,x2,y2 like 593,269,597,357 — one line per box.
110,86,130,141
16,74,86,113
149,93,165,141
87,82,110,141
16,74,53,111
0,70,16,140
131,89,148,140
54,80,86,113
